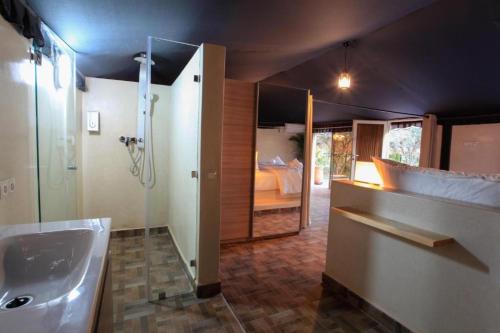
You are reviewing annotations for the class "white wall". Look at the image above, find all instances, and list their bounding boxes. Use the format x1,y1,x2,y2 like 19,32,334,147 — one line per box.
450,123,500,174
0,18,38,225
256,127,299,163
164,49,201,278
326,181,500,333
81,78,170,230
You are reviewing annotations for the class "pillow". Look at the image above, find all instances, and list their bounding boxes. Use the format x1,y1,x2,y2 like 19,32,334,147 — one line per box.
372,157,500,208
272,155,286,166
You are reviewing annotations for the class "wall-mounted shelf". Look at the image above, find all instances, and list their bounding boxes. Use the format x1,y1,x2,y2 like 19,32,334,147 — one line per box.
331,206,454,248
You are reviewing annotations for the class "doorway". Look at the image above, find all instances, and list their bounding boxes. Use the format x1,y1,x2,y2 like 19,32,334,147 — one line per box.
351,118,423,184
310,127,353,225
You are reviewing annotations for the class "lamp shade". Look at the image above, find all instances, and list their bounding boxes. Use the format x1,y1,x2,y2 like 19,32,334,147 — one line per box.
338,72,351,89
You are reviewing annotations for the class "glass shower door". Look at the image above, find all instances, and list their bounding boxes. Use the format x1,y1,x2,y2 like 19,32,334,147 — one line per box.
144,36,201,301
35,24,78,222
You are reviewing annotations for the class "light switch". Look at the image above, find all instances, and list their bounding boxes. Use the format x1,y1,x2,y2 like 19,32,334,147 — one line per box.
87,111,100,132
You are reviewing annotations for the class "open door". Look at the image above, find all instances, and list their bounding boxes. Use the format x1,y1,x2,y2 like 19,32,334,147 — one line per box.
351,120,389,183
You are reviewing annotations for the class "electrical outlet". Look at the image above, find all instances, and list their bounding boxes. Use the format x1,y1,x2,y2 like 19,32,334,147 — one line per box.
1,180,9,198
0,178,15,200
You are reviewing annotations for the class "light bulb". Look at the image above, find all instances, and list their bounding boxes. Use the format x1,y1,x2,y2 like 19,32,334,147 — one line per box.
338,72,351,89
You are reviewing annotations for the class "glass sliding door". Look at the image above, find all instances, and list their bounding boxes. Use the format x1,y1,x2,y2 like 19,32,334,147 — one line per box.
313,132,332,187
144,36,201,301
331,131,353,180
35,24,78,222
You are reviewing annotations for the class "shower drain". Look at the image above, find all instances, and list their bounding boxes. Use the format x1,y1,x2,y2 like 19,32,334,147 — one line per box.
1,295,33,310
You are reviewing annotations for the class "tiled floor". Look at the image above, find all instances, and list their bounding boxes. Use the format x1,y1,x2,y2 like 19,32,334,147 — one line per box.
252,185,331,237
252,209,301,237
110,231,243,333
110,185,388,332
111,231,193,301
220,186,389,332
310,185,332,225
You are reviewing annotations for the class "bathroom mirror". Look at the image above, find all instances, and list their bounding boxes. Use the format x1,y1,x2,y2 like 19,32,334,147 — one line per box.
252,83,309,237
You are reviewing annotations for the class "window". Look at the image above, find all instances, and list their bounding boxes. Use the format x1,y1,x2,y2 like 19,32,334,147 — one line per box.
386,121,422,166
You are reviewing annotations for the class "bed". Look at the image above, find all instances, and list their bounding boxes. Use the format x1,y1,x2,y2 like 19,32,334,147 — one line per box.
372,157,500,208
254,165,303,211
255,165,302,195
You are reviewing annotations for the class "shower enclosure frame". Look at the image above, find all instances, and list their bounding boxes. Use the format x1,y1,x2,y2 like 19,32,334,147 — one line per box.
144,35,202,301
34,23,78,223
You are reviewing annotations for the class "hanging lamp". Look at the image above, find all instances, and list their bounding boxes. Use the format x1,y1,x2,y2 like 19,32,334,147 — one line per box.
338,41,351,89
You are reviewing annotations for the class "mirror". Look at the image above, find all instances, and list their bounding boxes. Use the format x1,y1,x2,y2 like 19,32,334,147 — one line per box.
252,83,309,237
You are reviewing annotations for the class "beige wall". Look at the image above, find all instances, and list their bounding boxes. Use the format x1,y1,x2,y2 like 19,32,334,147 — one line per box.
256,127,299,163
326,181,500,333
431,124,442,169
450,123,500,174
81,78,170,230
163,48,201,278
197,44,226,287
0,18,38,225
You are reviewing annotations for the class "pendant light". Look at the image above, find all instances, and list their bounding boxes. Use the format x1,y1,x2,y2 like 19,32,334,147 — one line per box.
338,41,351,90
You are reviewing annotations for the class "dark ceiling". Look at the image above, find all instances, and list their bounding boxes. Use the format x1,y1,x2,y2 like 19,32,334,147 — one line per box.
26,0,500,122
27,0,433,85
258,84,308,127
266,0,500,120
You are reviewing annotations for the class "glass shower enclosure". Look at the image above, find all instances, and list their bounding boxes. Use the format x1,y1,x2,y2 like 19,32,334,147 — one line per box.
35,24,79,222
144,36,202,301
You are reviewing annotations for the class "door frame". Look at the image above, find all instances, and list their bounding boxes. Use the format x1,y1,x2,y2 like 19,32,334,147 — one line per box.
351,120,390,181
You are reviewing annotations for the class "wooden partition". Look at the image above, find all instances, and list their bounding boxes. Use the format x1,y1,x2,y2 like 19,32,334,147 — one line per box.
220,79,257,241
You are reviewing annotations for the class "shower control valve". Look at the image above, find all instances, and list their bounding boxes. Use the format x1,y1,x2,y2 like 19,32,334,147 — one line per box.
119,136,137,147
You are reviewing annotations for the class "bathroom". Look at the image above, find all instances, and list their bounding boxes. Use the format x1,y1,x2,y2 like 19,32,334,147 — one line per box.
0,3,230,331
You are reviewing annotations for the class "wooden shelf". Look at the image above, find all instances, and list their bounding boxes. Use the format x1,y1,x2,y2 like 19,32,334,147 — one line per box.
331,206,454,248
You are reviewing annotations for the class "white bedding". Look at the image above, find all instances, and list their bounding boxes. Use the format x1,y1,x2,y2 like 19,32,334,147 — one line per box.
373,157,500,208
256,166,303,195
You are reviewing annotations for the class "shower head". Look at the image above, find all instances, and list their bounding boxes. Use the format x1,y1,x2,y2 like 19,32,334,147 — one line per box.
133,52,155,65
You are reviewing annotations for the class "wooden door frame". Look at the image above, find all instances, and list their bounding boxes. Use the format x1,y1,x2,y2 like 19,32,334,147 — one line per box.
351,120,389,181
301,92,313,229
250,84,310,238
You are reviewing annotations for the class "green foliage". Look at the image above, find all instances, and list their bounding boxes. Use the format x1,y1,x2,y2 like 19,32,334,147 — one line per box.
315,133,331,168
331,132,353,177
387,127,422,166
313,132,353,179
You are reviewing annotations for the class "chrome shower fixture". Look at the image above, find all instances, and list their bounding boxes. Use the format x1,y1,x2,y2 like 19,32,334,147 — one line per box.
119,136,137,147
